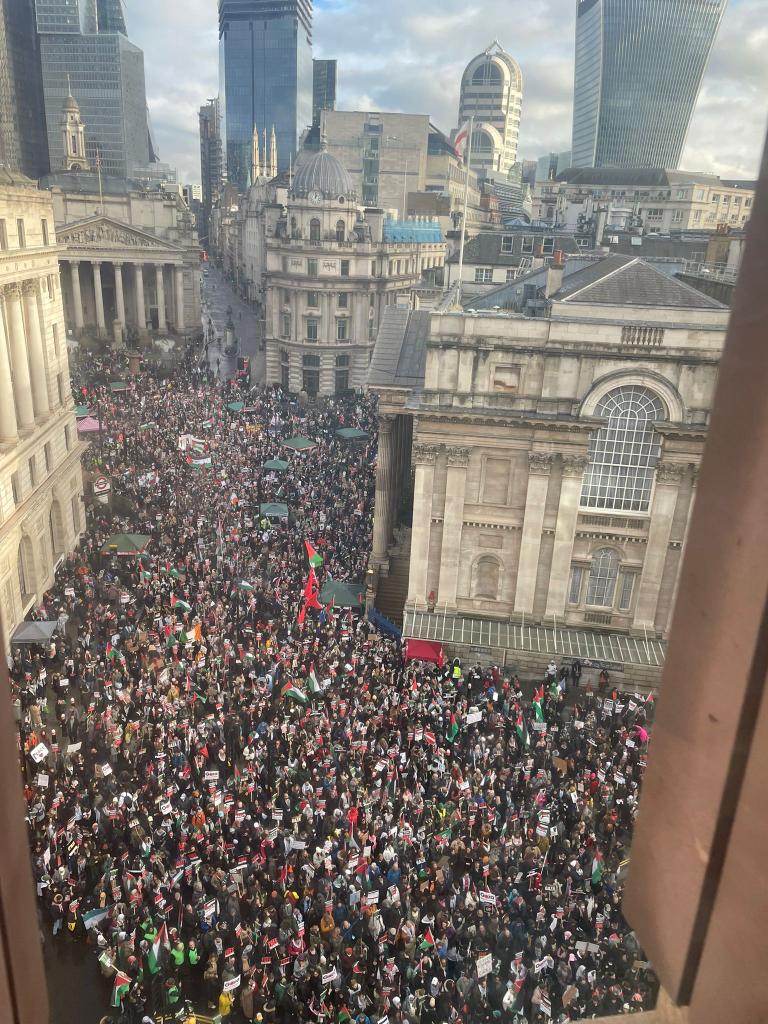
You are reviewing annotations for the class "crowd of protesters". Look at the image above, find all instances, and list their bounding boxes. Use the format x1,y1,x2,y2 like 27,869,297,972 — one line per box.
12,351,659,1023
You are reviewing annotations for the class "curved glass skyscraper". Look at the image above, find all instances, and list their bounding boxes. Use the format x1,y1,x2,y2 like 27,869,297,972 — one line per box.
219,0,313,190
571,0,727,169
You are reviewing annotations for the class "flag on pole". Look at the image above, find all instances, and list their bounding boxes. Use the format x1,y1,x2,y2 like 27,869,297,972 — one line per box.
281,681,309,705
171,597,192,613
454,120,472,162
111,971,132,1007
307,664,322,697
591,855,604,886
304,540,323,568
446,713,459,743
533,685,545,722
148,922,170,973
515,713,530,748
419,927,435,950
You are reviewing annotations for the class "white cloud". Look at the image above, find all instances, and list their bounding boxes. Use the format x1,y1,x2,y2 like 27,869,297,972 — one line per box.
128,0,767,183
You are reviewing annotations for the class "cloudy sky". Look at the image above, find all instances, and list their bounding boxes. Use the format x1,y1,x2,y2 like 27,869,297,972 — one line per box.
133,0,768,183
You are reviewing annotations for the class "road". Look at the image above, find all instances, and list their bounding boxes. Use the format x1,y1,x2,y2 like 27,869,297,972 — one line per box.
199,263,266,383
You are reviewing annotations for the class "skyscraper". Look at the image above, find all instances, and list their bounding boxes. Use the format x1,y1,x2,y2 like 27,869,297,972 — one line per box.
456,41,523,179
199,97,223,248
35,0,151,178
312,58,336,126
571,0,727,169
218,0,313,190
0,0,50,177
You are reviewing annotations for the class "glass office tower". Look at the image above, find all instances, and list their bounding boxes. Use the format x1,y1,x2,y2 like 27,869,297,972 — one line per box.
0,0,50,177
219,0,313,189
572,0,727,169
35,0,150,178
312,58,336,126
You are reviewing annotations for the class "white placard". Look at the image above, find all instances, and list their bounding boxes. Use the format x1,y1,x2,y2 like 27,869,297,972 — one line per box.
30,742,49,763
476,953,493,978
36,773,49,788
223,975,241,992
465,710,482,725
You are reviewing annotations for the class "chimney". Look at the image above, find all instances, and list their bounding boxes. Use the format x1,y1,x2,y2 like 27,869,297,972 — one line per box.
545,254,565,298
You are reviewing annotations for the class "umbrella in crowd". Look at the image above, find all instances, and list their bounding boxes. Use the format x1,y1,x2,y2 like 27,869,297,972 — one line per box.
12,352,659,1024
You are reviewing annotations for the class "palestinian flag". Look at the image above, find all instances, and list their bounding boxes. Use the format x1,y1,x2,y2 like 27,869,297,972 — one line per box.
419,927,435,950
307,665,322,697
147,922,170,973
305,540,323,568
592,855,604,886
236,580,255,592
187,455,212,467
533,685,545,722
201,419,213,430
446,714,459,743
281,682,309,705
111,971,132,1007
515,713,530,748
171,596,192,613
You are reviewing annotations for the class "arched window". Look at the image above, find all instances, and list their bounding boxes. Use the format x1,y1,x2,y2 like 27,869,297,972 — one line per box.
472,556,501,601
472,61,502,85
470,130,494,154
586,548,619,607
581,385,665,512
309,218,321,242
335,219,345,244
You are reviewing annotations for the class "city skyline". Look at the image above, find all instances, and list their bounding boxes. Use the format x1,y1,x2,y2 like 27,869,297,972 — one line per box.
119,0,764,183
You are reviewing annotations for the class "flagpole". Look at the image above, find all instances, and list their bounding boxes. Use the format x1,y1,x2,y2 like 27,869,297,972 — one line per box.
454,115,474,309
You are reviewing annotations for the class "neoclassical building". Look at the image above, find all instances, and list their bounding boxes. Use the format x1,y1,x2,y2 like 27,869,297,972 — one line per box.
368,255,730,685
0,172,84,649
456,41,524,178
263,146,445,395
39,93,201,345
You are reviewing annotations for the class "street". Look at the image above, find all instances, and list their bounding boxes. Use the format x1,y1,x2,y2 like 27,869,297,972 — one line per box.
199,263,266,383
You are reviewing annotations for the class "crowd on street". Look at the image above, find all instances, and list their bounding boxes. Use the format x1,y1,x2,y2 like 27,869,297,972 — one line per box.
13,352,659,1023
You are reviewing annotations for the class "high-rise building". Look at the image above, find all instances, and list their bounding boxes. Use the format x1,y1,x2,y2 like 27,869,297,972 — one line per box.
0,0,50,177
312,58,336,126
35,0,151,178
571,0,727,169
199,97,223,248
218,0,313,190
456,40,523,179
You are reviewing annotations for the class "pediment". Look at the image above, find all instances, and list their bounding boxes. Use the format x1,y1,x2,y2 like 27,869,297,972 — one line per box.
57,216,185,253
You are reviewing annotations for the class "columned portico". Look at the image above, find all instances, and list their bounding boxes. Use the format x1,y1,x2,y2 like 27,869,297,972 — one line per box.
70,261,84,330
407,443,439,605
134,263,146,332
514,452,553,615
174,267,185,330
0,295,18,442
437,446,471,608
371,414,395,564
93,261,106,336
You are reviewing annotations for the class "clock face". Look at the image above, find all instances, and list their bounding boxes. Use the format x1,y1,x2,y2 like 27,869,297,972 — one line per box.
308,189,323,205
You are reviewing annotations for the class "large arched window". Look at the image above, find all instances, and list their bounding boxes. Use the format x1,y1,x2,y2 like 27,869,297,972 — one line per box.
586,548,619,607
581,385,665,512
472,556,501,601
309,218,321,242
472,61,502,85
470,130,494,155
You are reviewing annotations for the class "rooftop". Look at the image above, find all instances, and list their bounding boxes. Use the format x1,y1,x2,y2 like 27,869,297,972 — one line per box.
552,254,727,309
367,307,431,390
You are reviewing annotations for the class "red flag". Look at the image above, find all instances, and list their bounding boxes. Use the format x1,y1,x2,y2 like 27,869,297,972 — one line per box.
297,603,306,625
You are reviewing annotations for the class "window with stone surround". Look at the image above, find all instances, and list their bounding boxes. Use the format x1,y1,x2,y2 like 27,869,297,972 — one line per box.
581,385,665,512
585,548,619,607
471,556,501,601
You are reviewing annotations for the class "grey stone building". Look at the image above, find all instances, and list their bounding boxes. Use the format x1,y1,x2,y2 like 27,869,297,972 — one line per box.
367,254,730,686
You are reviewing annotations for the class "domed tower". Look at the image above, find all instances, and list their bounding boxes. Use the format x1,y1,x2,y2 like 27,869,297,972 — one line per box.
291,143,356,205
457,40,523,178
61,86,90,172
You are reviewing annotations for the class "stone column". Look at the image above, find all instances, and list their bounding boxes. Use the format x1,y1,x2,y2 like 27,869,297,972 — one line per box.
114,263,126,328
155,264,167,332
134,264,146,330
437,446,471,607
514,451,553,615
0,294,18,441
545,455,589,618
21,281,50,419
406,443,439,605
668,467,698,623
174,267,185,330
93,261,106,336
634,461,684,630
371,414,396,564
5,284,35,429
70,262,84,330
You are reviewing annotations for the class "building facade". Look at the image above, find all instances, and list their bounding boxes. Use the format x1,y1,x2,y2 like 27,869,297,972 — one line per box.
263,147,445,395
532,167,755,235
368,254,730,683
0,0,50,178
0,173,84,650
456,40,523,179
35,0,151,179
572,0,727,169
199,98,223,250
312,58,336,126
218,0,313,189
40,165,201,343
